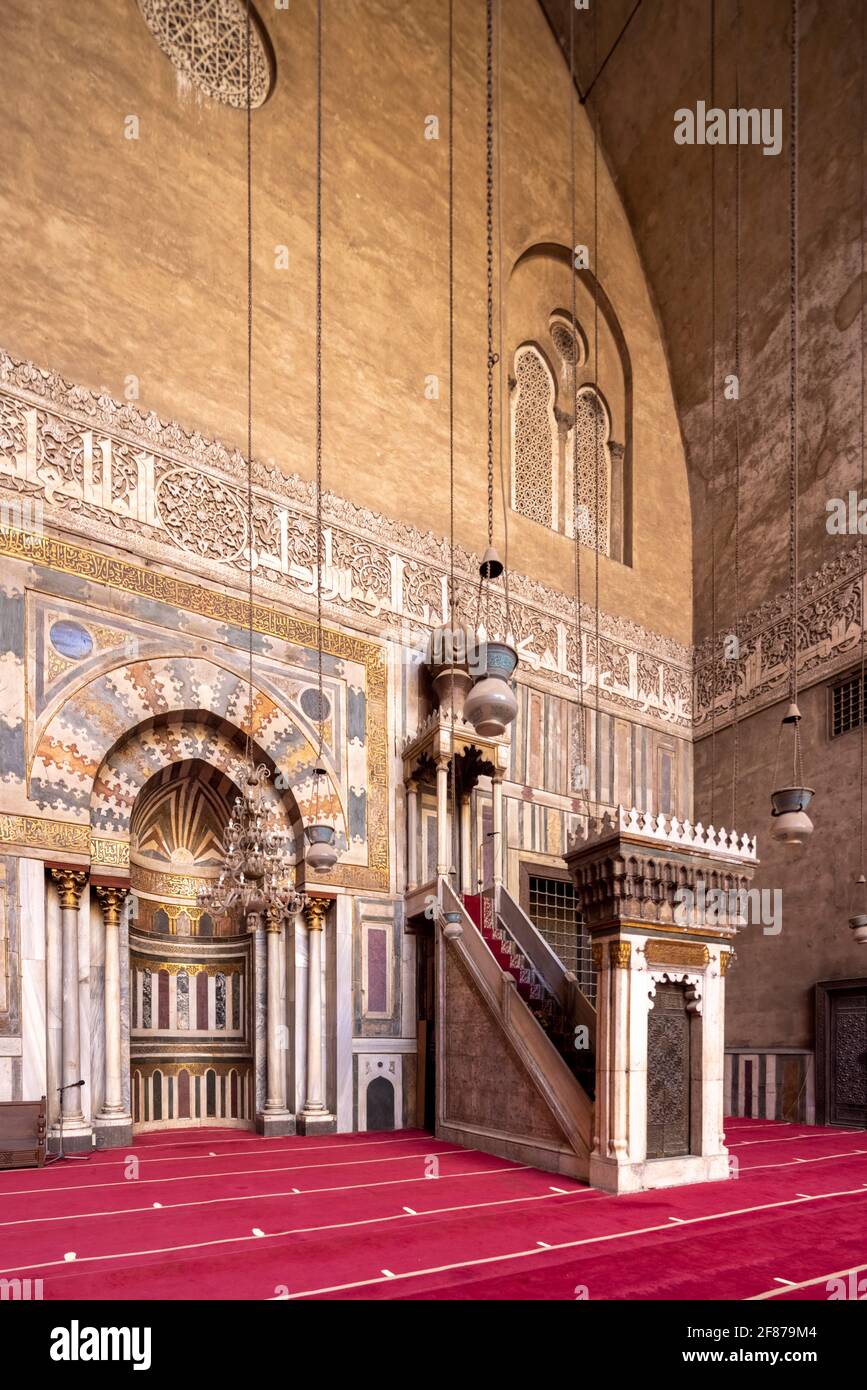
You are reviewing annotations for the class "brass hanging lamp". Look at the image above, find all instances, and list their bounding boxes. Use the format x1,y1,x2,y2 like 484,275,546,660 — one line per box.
770,0,814,847
464,0,518,739
305,0,339,875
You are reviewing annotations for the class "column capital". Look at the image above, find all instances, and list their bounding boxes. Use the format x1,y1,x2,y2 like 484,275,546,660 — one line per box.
95,884,128,927
264,905,284,934
608,940,631,970
304,896,331,932
49,867,88,910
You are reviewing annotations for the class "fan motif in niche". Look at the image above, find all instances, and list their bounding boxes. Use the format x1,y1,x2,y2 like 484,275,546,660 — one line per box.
131,768,234,872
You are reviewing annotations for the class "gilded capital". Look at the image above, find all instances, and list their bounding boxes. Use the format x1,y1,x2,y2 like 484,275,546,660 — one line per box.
95,883,128,928
49,867,88,910
720,950,734,975
608,940,632,970
304,896,331,932
591,942,603,971
264,905,284,934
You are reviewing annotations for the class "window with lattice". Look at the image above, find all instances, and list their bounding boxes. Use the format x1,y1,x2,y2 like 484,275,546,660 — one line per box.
512,346,557,528
571,387,610,556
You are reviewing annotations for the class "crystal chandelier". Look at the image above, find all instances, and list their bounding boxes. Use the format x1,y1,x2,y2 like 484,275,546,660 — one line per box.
199,767,305,922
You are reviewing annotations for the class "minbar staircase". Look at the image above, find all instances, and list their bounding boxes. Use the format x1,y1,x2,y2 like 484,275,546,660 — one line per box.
463,892,595,1098
434,877,594,1180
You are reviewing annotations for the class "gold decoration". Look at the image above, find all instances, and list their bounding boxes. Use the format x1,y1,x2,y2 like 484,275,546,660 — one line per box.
0,528,388,889
130,954,244,977
132,866,207,901
591,943,603,971
720,950,734,975
91,837,131,867
0,815,89,854
49,867,88,909
608,941,631,969
304,896,331,932
95,884,128,927
645,940,709,969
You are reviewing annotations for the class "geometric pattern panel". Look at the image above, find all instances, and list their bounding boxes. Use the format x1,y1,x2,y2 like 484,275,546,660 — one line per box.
135,0,272,109
513,346,556,529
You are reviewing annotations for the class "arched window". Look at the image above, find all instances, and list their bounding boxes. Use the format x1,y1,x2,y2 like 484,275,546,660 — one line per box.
569,387,611,557
511,345,558,529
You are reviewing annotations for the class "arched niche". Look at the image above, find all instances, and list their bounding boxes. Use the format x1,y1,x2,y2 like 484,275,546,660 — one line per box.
26,653,348,856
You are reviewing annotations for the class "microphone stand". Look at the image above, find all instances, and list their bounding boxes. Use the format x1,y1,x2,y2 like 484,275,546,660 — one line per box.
44,1081,91,1163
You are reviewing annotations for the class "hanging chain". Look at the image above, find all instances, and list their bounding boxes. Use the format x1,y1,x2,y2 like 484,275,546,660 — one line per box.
592,0,601,811
494,0,512,633
448,0,458,881
709,0,717,824
315,0,324,768
569,0,586,815
789,0,799,713
485,0,496,553
245,0,254,769
788,0,801,784
732,0,742,830
860,0,866,875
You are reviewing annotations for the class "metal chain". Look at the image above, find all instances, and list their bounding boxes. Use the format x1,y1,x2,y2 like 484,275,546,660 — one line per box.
315,0,324,767
592,0,601,811
245,0,253,766
569,0,586,813
732,0,741,831
860,0,866,875
709,0,718,824
485,0,496,551
494,0,512,632
789,0,799,714
449,0,457,881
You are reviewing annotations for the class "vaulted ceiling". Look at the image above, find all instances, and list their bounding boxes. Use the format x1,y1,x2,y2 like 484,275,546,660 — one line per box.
539,0,864,645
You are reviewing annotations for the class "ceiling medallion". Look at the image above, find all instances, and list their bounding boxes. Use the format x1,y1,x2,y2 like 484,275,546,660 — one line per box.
136,0,273,109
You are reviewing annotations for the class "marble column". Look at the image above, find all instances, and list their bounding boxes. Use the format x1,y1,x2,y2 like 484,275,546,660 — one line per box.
491,772,504,909
94,885,133,1147
460,793,472,894
257,906,294,1136
435,754,450,879
49,867,91,1151
296,896,336,1135
45,872,62,1133
406,779,419,891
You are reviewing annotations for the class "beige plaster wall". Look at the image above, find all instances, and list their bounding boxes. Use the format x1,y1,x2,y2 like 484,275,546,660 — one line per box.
0,0,692,644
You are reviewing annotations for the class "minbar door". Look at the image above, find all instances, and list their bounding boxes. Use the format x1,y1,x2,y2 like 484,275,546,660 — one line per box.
647,981,691,1159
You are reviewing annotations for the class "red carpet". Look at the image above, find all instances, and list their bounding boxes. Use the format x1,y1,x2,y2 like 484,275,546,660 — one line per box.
0,1118,865,1300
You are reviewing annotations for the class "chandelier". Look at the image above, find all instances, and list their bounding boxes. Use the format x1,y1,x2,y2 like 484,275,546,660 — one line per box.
199,767,305,922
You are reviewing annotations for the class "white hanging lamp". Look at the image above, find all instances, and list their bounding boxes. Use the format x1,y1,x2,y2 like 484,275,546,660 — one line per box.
465,0,518,740
304,7,339,878
770,702,814,846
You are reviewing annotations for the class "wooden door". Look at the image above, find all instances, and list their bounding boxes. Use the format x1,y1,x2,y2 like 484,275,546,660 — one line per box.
829,987,867,1128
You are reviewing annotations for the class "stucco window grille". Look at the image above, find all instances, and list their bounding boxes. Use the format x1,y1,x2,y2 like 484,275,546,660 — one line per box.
831,671,867,738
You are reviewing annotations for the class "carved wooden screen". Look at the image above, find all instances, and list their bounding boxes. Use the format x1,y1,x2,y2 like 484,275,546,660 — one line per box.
829,988,867,1128
646,982,691,1158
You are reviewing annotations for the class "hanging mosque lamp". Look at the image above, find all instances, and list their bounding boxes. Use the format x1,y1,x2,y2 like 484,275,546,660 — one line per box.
304,3,339,879
770,4,815,849
769,702,814,846
464,0,518,741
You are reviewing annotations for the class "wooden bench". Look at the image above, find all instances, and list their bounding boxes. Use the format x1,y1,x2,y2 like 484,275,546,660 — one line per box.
0,1098,47,1169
